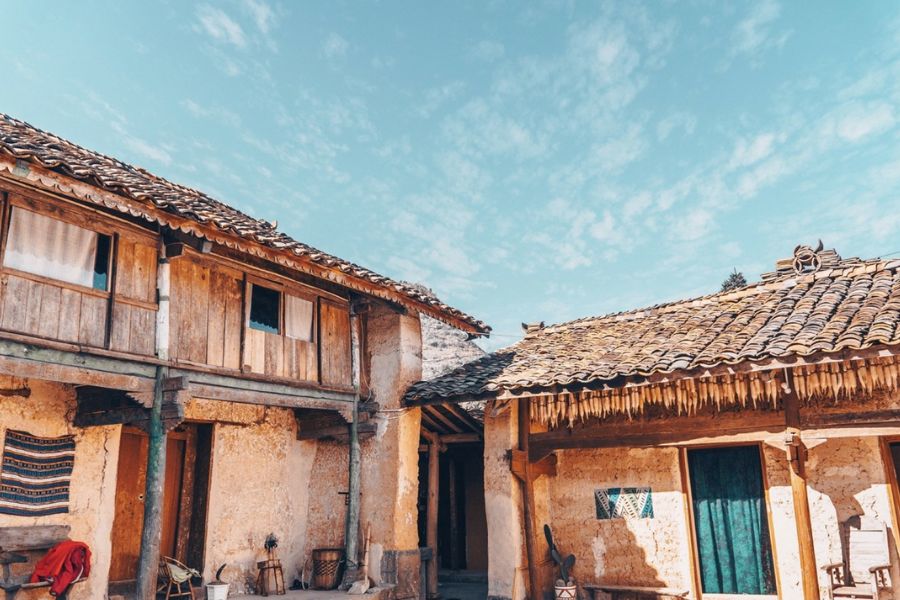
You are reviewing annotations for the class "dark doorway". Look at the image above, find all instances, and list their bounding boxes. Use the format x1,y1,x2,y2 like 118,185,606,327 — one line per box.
438,445,487,572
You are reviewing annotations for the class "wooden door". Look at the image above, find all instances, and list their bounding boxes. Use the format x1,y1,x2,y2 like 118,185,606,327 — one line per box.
108,428,186,582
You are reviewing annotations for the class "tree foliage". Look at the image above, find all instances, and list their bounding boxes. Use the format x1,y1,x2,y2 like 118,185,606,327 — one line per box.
720,269,747,292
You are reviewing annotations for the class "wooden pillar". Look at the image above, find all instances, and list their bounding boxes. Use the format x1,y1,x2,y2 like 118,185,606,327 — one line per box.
135,366,168,600
518,398,541,600
345,307,363,578
448,457,460,570
783,370,820,600
427,441,440,598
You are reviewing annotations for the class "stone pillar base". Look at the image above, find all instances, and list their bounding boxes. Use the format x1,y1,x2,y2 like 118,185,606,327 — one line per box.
381,549,422,600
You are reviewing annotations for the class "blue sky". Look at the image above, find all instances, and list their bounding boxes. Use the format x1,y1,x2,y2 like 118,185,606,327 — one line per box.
3,1,900,349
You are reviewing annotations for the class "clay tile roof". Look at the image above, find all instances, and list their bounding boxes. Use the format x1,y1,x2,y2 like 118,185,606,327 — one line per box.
0,113,489,334
406,244,900,403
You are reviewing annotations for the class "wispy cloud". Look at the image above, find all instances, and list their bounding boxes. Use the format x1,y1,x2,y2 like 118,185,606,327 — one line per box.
195,5,247,48
656,112,696,141
242,0,276,34
834,102,895,142
730,0,790,63
322,33,349,59
417,82,466,118
182,99,241,127
469,40,505,62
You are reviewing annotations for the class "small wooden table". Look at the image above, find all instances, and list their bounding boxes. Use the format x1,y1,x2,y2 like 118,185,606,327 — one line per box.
256,559,285,596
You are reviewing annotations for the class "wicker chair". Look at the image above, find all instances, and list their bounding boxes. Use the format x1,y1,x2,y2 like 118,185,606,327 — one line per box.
822,516,892,599
157,556,199,600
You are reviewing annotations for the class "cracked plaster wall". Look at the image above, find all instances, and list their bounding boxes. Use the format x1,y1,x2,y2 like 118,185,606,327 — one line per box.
547,447,692,591
0,376,120,600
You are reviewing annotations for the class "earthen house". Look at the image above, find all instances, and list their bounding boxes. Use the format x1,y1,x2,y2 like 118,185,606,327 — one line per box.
407,243,900,600
0,114,489,600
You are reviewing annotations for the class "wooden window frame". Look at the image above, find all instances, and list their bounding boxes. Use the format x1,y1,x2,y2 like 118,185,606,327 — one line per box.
0,194,123,297
243,274,321,342
247,280,283,335
679,441,782,600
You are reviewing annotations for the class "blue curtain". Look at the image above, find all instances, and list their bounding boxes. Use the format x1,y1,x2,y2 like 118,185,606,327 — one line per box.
688,446,777,595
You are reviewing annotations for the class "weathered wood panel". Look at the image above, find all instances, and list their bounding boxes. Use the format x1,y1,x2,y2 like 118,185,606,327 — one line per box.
110,303,132,352
188,262,210,364
110,302,157,356
114,239,157,304
264,331,284,377
244,327,266,374
36,285,61,339
168,258,190,361
206,269,227,367
204,267,243,369
128,306,156,356
0,273,109,347
320,299,352,387
78,294,107,347
58,289,83,342
285,338,318,382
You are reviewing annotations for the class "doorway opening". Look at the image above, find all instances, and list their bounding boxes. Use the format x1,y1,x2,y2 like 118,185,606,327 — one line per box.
686,444,777,597
108,423,213,591
418,403,487,600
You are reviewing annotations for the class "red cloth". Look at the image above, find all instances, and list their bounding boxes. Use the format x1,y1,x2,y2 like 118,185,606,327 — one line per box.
29,540,91,597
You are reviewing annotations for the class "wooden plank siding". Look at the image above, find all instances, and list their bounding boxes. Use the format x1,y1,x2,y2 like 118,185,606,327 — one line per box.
319,298,352,387
0,189,159,356
0,185,355,391
167,252,353,387
109,237,158,356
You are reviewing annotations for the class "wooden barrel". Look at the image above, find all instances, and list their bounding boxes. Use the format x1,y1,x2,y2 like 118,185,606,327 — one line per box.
311,548,344,590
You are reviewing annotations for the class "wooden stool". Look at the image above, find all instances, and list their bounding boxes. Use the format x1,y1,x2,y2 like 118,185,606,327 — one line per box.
256,559,285,596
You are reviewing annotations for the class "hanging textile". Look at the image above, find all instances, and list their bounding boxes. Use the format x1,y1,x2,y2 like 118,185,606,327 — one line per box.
285,294,314,341
688,446,776,595
0,430,76,516
3,207,98,288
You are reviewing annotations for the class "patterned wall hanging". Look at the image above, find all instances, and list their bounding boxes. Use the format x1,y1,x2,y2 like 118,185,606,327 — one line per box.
0,430,76,516
595,487,653,520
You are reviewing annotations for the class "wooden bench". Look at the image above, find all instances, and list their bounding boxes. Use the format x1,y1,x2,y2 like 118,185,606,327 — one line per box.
0,525,85,599
584,584,689,600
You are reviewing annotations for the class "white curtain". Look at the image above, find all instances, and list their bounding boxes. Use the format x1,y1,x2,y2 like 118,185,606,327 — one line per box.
285,294,314,341
4,207,98,288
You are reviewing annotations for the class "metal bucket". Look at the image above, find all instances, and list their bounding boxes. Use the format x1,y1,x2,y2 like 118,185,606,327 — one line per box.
311,548,345,590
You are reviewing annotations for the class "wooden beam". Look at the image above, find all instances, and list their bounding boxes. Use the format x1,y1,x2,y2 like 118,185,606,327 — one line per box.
518,398,541,600
298,422,376,441
801,409,900,429
783,370,819,600
0,339,156,391
509,450,557,481
440,433,482,444
426,441,440,599
180,370,354,411
528,412,785,459
442,403,484,435
424,406,465,434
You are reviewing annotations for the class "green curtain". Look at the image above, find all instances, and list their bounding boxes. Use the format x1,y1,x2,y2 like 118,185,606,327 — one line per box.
688,446,777,595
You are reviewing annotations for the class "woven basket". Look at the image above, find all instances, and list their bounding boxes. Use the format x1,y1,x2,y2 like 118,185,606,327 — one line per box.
311,548,345,590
